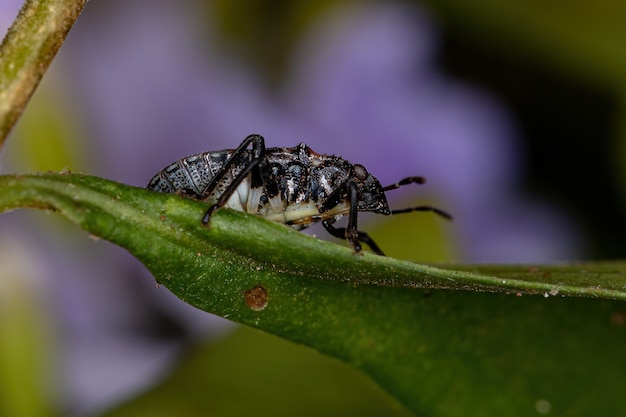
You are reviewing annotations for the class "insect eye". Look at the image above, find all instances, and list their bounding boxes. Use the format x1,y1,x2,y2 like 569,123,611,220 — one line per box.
353,164,369,181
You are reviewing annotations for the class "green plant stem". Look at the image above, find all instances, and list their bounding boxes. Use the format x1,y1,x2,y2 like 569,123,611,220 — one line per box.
0,0,87,146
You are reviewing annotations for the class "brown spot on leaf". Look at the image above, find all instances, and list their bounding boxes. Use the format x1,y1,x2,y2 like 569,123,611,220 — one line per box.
245,286,268,311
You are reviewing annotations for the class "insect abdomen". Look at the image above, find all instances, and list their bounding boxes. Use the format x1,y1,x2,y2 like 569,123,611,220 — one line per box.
147,151,232,197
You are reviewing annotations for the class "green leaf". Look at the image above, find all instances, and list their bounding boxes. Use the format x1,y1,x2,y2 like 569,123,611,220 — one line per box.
1,172,626,416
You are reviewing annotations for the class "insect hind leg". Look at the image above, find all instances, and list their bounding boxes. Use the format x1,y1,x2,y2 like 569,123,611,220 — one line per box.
201,134,266,225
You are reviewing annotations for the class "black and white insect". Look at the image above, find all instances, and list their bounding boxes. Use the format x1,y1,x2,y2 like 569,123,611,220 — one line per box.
147,134,451,255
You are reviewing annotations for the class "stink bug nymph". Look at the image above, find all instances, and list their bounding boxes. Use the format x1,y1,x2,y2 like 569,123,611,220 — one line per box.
147,134,451,255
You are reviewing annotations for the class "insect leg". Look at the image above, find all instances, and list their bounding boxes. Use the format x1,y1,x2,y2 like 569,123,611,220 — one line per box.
201,134,266,225
322,219,386,256
320,180,363,253
382,176,426,192
391,205,453,220
345,180,362,252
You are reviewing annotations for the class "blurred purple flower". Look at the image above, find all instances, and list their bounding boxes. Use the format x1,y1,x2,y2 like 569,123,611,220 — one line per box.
67,1,581,264
285,4,581,262
2,0,583,415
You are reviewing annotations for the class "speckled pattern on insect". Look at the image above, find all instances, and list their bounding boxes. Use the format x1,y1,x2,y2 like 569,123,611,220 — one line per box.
147,134,451,255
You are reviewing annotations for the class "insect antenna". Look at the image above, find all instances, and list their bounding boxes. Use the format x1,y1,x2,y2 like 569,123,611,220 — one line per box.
391,206,452,220
382,176,426,192
383,176,452,220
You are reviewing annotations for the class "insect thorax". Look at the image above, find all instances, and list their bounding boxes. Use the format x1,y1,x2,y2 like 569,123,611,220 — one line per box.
147,142,388,228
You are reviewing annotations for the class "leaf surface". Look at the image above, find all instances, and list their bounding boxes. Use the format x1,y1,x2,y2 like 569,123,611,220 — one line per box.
1,172,626,416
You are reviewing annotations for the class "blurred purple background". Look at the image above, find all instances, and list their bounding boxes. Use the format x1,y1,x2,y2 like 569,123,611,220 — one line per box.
1,0,595,415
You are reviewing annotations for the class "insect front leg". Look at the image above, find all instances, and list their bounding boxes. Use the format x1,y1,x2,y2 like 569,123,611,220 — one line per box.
201,134,266,225
345,180,361,252
320,180,367,254
322,218,386,256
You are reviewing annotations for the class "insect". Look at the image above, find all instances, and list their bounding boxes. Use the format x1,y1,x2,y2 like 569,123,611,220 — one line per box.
147,134,451,255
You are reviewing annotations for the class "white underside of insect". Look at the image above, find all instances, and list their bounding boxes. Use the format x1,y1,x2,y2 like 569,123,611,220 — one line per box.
225,177,349,227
